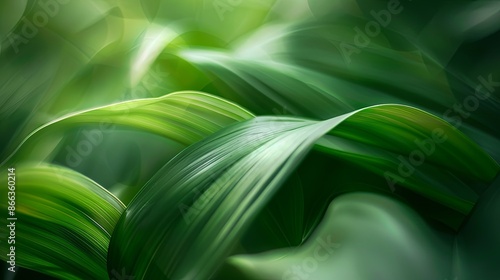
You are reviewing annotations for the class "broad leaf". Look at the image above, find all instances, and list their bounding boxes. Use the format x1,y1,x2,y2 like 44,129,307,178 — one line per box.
108,104,498,279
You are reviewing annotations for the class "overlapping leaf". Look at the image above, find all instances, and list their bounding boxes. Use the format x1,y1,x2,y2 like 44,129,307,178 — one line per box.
2,91,253,165
0,163,125,280
175,12,500,162
1,1,499,280
108,104,498,279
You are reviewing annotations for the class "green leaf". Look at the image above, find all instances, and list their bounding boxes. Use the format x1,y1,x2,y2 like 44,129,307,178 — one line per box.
216,192,454,280
2,91,254,165
455,174,500,280
0,163,125,280
108,104,498,279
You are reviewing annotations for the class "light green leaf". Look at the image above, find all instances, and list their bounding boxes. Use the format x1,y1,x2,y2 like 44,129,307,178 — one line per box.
2,91,254,165
0,163,125,280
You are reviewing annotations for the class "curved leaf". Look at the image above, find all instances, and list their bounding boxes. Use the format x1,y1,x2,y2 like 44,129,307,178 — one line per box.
217,192,454,280
0,163,125,280
108,104,498,279
2,91,254,165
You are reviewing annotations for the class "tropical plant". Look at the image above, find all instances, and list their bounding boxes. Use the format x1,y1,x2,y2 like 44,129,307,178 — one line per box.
1,0,499,279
